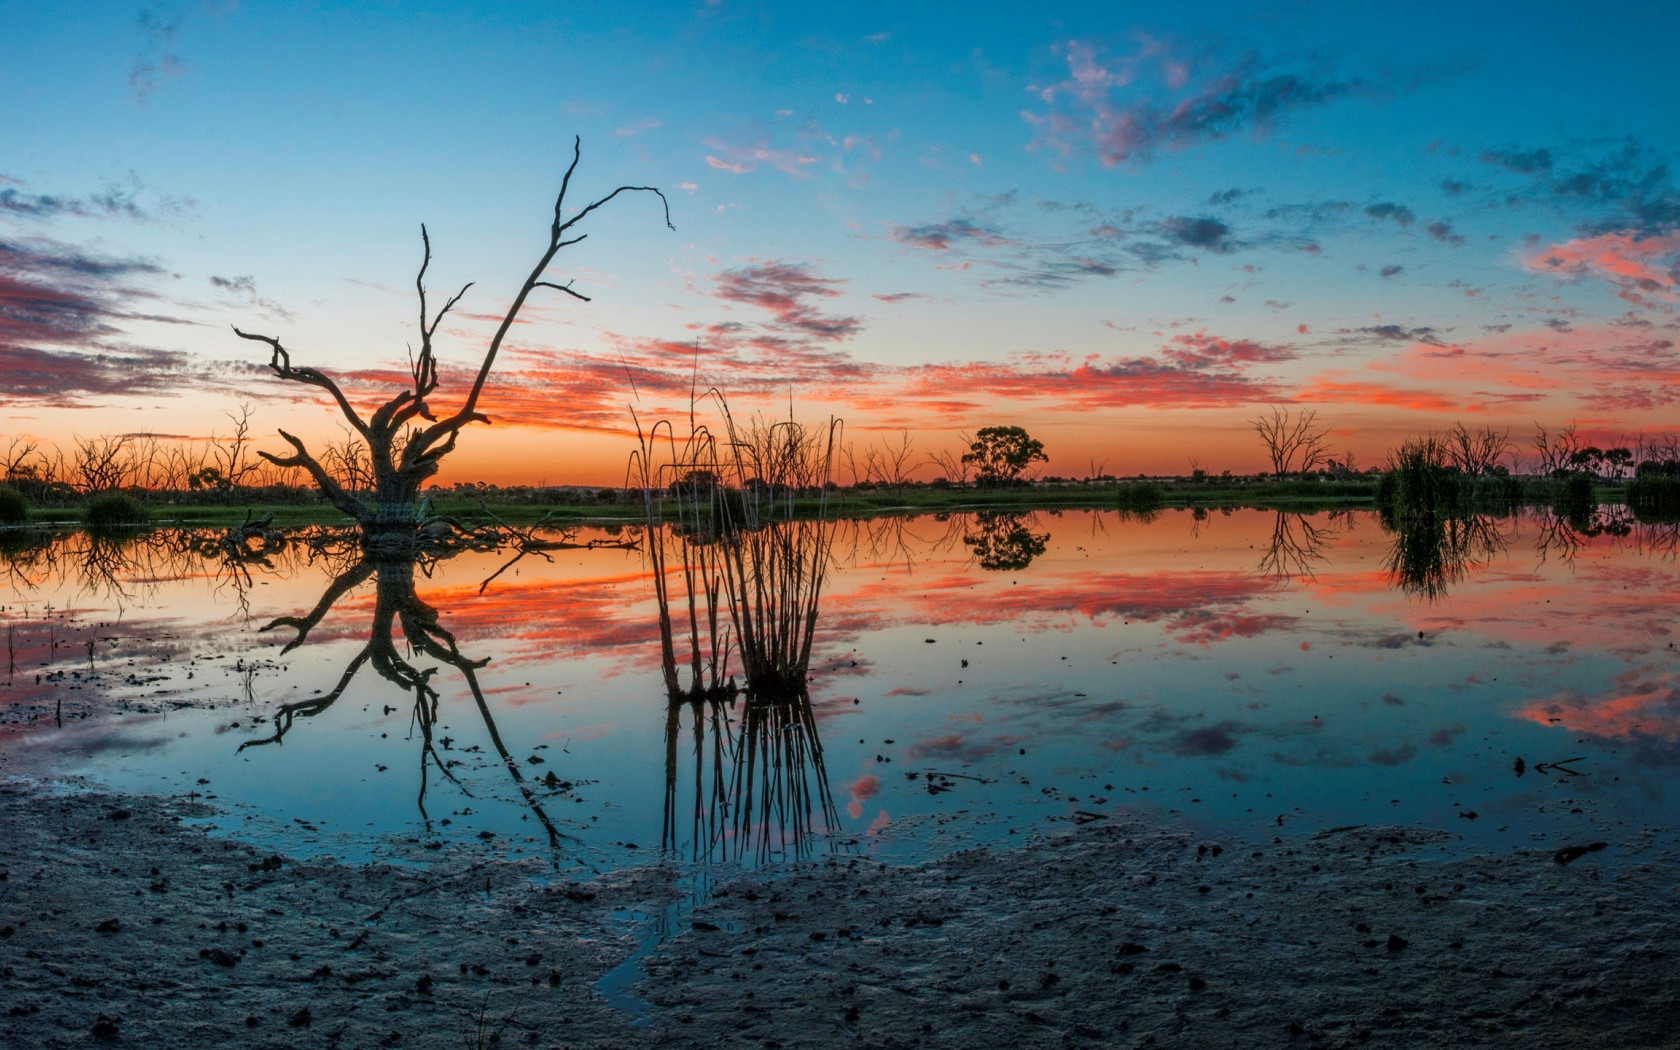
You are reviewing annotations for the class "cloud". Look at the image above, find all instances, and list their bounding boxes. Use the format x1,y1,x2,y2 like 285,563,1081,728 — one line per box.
888,218,1009,252
1479,146,1554,174
1026,42,1359,168
897,349,1278,414
0,235,235,406
1481,138,1680,237
712,261,859,340
210,274,293,321
613,119,663,137
1363,202,1415,228
1170,722,1242,756
0,173,193,225
1380,265,1403,278
702,137,819,178
130,7,187,104
1160,331,1293,368
1524,230,1680,308
1155,215,1236,252
1355,324,1447,345
1427,220,1465,246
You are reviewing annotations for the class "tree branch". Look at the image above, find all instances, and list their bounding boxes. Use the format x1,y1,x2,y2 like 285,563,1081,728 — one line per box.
233,327,370,436
258,430,371,523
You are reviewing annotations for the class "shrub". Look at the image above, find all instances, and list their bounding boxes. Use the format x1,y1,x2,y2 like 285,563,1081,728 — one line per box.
84,492,148,530
0,485,26,526
1116,481,1163,512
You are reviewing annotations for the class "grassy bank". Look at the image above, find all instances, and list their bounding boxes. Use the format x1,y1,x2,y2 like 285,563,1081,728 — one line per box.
0,474,1664,534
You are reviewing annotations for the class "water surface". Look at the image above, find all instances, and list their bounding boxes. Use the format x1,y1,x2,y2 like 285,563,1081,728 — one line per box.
3,507,1676,874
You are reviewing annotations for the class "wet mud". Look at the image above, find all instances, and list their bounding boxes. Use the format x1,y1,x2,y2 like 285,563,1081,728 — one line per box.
2,785,1676,1048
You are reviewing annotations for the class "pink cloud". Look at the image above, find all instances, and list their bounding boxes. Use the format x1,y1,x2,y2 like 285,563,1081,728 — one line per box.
1525,231,1680,308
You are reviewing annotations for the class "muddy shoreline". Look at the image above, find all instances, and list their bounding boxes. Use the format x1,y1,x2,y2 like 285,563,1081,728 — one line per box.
2,784,1676,1048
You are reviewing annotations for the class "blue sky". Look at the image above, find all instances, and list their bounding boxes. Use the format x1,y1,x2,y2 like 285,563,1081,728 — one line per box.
3,1,1678,481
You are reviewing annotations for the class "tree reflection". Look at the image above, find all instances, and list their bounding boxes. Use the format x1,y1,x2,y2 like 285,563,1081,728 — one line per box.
237,551,566,845
1382,511,1507,600
962,511,1049,571
1256,511,1335,581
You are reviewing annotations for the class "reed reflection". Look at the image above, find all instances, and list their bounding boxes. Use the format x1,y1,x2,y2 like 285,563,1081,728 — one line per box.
653,519,839,863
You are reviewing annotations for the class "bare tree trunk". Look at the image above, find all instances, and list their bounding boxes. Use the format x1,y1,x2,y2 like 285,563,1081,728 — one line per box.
234,138,671,552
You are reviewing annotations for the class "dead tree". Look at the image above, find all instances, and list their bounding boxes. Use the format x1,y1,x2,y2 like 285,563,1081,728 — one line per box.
1251,407,1330,478
235,139,672,552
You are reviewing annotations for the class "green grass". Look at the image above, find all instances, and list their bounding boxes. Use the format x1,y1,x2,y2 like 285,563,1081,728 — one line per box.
4,474,1653,537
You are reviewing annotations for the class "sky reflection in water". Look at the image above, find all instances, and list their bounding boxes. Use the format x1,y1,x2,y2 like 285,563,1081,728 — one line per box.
2,508,1677,874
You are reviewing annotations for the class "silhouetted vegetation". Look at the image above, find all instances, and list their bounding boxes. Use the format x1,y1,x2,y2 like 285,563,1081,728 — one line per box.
1251,406,1330,478
1115,480,1164,513
963,426,1047,488
0,485,26,527
1629,459,1680,521
83,492,147,531
233,140,671,553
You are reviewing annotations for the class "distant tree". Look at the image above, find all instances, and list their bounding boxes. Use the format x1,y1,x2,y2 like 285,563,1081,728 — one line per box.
234,139,671,552
1250,407,1330,478
1532,422,1583,477
1604,446,1634,481
1445,421,1512,475
962,426,1047,487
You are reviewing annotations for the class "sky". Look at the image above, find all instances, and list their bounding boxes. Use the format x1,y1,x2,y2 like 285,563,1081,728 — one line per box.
3,0,1679,484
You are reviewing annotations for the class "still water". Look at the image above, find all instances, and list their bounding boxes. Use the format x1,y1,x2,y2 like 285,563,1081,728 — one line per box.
2,507,1676,875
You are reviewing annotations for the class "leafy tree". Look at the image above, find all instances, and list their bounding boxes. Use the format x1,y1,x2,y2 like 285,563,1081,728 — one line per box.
961,426,1047,487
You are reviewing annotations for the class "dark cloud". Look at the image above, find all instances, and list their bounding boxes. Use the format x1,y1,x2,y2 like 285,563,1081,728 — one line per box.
0,173,194,225
712,261,860,340
1028,44,1360,167
1205,187,1250,206
1161,332,1294,369
209,274,293,321
1480,139,1680,237
1440,180,1470,197
888,218,1007,251
0,236,222,405
1380,265,1403,278
1156,216,1236,252
1355,324,1447,346
1426,220,1465,246
1363,202,1416,227
1479,146,1554,175
1262,201,1352,224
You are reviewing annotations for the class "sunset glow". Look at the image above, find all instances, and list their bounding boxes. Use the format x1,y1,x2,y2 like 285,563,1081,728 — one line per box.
4,3,1677,482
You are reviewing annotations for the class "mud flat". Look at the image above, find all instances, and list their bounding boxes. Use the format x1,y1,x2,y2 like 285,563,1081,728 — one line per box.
1,784,1677,1049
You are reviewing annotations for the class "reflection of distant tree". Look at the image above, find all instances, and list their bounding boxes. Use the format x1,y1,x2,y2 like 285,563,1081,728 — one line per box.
1256,511,1334,581
238,552,565,845
962,512,1049,571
